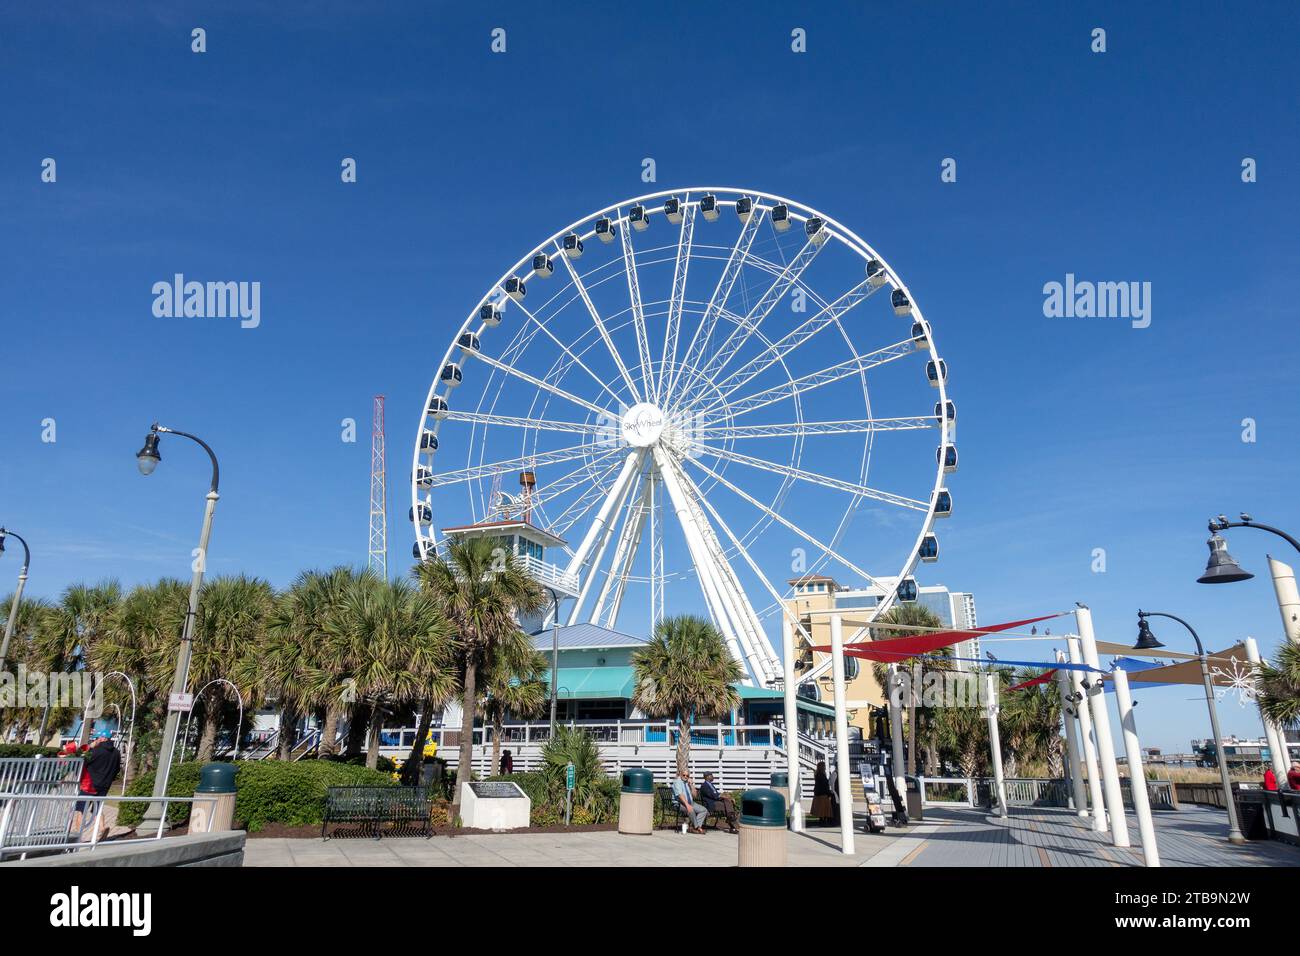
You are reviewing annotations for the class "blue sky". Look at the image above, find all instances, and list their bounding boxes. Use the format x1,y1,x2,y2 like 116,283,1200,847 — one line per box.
2,2,1298,751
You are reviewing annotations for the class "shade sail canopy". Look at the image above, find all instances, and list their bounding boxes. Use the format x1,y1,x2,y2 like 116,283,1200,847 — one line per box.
1124,644,1251,687
812,614,1062,662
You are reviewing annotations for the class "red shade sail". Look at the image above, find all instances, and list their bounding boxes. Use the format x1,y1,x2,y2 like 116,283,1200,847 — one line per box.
1007,670,1057,692
811,613,1062,662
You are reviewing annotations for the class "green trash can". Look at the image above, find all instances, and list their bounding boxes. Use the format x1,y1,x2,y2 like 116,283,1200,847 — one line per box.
769,772,791,820
618,768,655,835
192,763,237,833
738,788,787,866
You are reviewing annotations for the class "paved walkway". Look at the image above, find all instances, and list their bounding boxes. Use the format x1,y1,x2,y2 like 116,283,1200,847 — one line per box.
242,807,1298,867
899,805,1298,867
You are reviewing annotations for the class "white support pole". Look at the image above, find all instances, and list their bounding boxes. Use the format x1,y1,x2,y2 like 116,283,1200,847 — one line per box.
591,475,650,624
985,672,1008,819
829,615,855,854
781,613,803,832
563,451,642,623
1067,637,1107,832
1055,650,1088,815
1268,556,1300,645
1076,607,1130,848
1245,636,1290,781
1111,667,1159,866
569,465,642,625
887,664,907,799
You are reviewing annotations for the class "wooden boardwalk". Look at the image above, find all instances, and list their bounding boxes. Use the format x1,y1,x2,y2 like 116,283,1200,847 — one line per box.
899,805,1298,867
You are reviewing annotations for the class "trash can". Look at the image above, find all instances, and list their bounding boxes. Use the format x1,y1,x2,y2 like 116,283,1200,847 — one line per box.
738,788,787,867
190,763,237,833
769,771,790,818
905,775,923,821
618,768,655,835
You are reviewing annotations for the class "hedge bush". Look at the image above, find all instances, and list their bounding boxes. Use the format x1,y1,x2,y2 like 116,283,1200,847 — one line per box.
117,759,395,832
0,744,60,758
484,770,621,826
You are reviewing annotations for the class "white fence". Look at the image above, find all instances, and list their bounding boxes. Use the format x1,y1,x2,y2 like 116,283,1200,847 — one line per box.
0,792,219,861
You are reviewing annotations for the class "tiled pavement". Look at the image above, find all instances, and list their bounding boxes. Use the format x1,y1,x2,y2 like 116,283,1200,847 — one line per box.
241,806,1299,867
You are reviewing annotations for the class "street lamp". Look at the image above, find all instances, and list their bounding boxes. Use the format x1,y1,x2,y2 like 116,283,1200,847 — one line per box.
1198,514,1300,584
136,423,220,828
0,527,31,671
1134,610,1245,844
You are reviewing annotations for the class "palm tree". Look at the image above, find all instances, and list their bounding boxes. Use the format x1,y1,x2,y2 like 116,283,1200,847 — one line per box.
1259,642,1300,728
414,536,544,812
631,614,741,777
868,603,946,774
481,646,549,775
540,725,605,811
1000,667,1064,776
183,575,274,762
322,576,457,770
259,567,360,758
0,594,52,742
34,581,122,745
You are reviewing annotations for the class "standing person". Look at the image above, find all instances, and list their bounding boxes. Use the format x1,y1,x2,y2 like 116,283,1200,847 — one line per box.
1264,767,1279,791
810,760,834,824
499,749,513,775
671,768,707,833
1288,762,1300,791
698,772,739,833
78,731,122,841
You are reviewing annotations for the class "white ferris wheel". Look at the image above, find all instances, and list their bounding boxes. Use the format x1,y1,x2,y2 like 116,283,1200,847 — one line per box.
411,188,955,687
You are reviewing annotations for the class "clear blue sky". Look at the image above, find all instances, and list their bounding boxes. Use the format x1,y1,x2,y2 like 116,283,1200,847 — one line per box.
2,2,1297,752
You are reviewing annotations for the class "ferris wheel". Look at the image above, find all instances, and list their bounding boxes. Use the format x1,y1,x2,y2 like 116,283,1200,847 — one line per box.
411,188,955,686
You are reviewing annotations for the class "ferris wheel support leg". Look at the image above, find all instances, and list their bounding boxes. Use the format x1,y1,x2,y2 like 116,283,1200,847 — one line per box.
565,452,644,625
652,447,751,679
829,615,855,854
1067,637,1108,834
597,476,651,627
666,453,771,685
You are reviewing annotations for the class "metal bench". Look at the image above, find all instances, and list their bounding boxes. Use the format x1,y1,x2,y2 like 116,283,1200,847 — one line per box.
322,786,434,840
655,785,722,832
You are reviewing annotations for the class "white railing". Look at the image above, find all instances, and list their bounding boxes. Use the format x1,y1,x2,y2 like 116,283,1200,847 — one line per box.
0,792,220,861
518,554,580,595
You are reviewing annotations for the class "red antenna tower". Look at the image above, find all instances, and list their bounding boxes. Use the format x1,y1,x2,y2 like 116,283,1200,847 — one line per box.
368,395,388,579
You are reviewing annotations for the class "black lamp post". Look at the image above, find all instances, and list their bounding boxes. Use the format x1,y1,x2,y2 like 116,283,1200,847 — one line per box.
137,423,220,829
1198,514,1300,584
0,528,31,671
1134,610,1244,844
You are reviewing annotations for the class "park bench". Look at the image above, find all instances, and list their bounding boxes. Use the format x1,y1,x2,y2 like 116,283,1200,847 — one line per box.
321,785,434,840
655,785,722,832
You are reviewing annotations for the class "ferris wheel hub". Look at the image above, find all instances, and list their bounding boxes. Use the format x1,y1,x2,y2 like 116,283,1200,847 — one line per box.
621,402,665,448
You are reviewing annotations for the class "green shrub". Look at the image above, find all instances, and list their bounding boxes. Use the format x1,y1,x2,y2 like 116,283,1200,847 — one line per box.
484,768,620,826
117,760,395,832
0,744,59,758
319,753,397,774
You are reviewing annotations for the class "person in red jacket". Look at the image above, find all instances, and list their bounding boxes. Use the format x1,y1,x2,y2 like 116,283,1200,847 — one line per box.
1264,767,1279,791
1288,763,1300,790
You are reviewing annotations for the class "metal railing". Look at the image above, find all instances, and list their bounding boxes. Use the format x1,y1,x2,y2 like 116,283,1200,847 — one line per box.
920,776,1178,811
0,791,220,861
0,757,84,804
517,554,579,595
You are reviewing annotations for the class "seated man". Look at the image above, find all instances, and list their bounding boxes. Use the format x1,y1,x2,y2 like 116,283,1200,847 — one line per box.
698,772,739,833
671,769,707,833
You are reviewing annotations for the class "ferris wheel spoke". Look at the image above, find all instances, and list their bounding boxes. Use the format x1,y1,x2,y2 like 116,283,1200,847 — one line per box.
665,203,768,405
722,338,915,419
442,410,607,437
556,244,643,402
426,442,596,490
683,454,887,589
712,276,881,400
616,209,656,402
591,470,652,625
504,289,632,409
697,235,826,383
528,448,621,528
695,444,928,511
696,416,939,439
468,350,610,418
545,452,626,542
658,199,697,402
